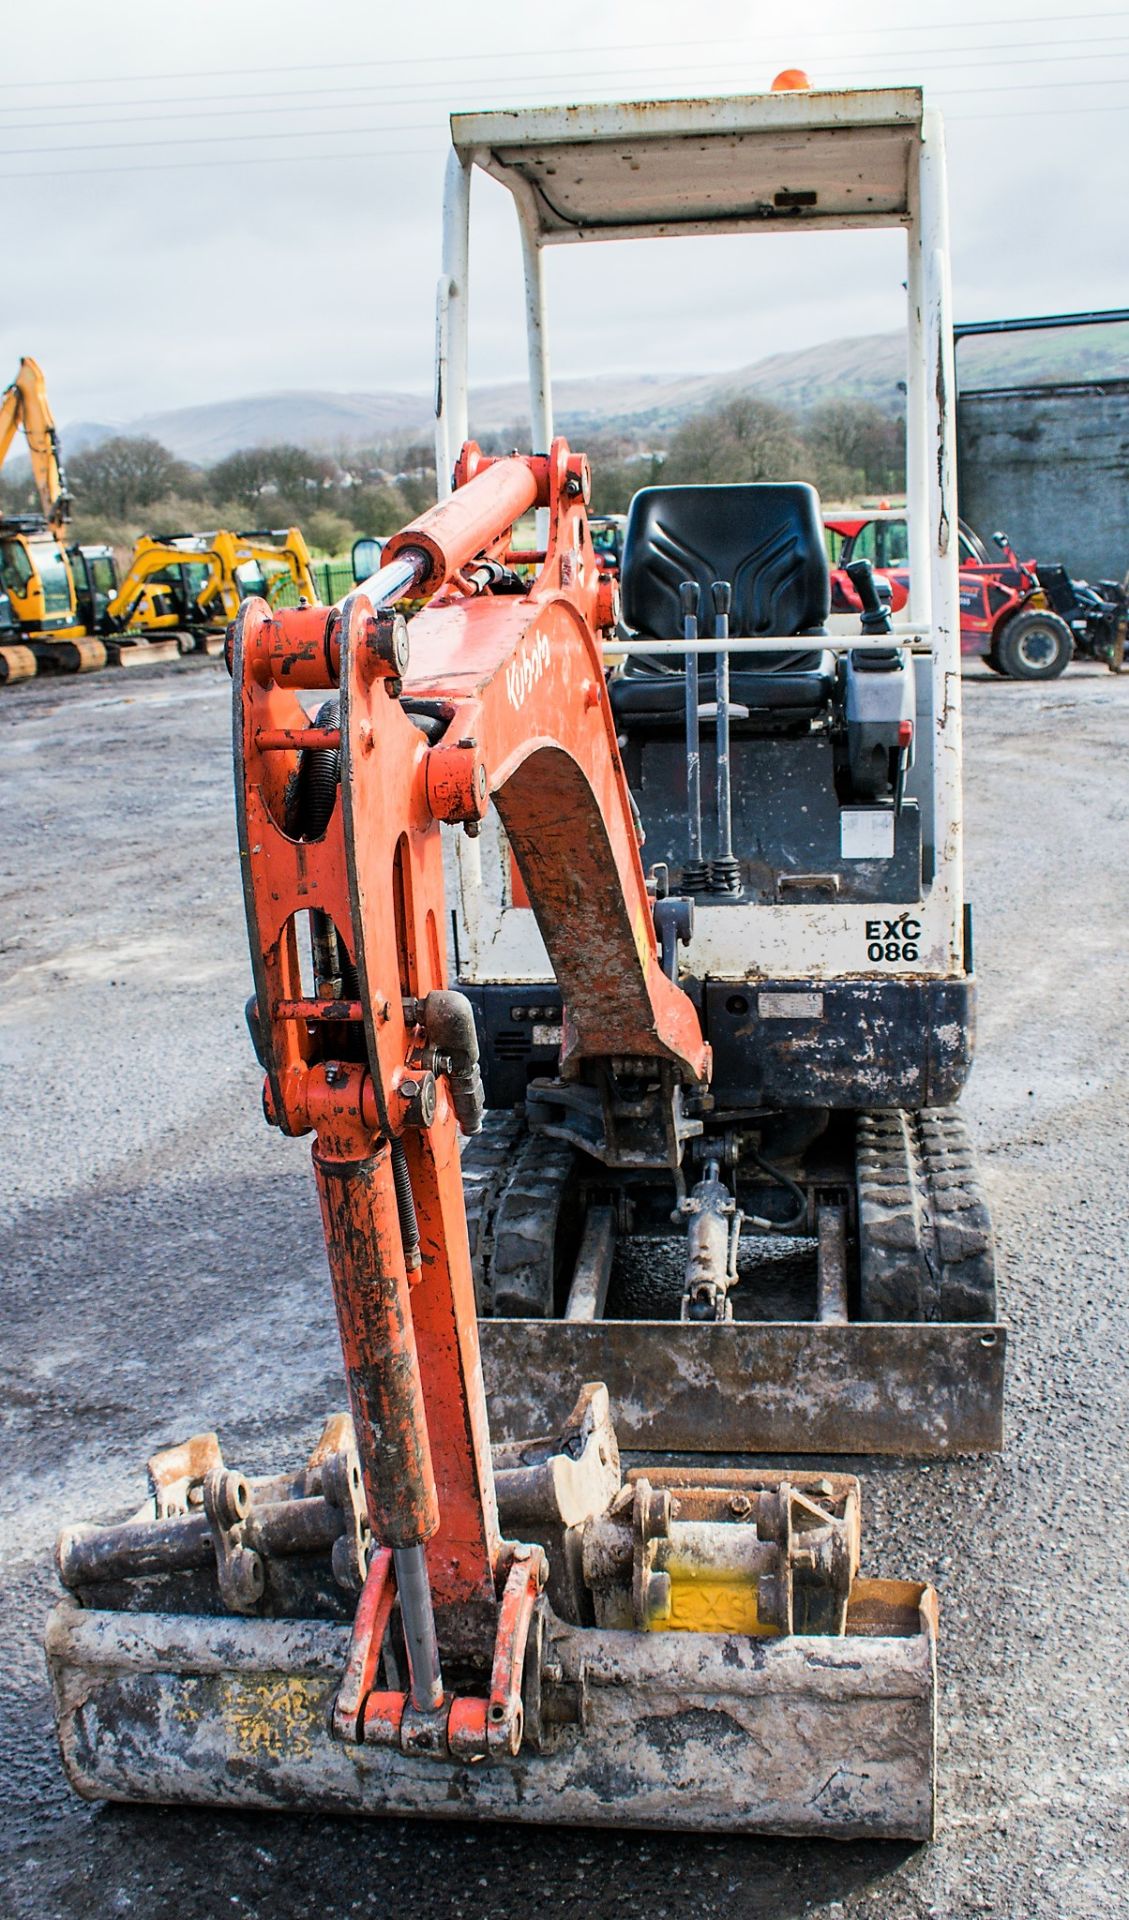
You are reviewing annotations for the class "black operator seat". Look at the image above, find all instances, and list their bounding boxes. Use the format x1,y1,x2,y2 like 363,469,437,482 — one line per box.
611,483,834,724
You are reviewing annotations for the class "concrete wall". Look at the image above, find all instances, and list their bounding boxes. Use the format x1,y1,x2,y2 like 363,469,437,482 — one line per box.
956,380,1129,584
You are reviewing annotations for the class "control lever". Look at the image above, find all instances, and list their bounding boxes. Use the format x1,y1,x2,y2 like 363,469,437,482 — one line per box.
709,580,740,894
844,559,895,639
893,738,910,817
679,581,708,891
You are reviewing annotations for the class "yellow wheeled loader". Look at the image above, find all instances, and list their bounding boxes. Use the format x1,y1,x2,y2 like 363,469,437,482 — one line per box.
48,80,998,1841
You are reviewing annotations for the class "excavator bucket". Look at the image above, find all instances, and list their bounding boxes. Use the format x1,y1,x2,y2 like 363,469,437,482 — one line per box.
48,1393,936,1839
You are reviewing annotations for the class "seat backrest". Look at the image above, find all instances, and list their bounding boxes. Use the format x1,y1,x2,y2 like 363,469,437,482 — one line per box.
1034,561,1072,615
620,483,830,638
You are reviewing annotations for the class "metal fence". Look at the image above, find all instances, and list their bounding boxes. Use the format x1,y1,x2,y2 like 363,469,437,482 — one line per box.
313,560,356,603
266,559,356,610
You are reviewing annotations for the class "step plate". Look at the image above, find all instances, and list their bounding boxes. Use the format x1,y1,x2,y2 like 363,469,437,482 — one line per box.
47,1584,936,1840
479,1319,1006,1455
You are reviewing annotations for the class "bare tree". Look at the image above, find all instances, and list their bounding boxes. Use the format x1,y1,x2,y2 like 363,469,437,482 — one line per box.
69,437,192,520
806,399,905,494
664,396,812,486
208,444,336,514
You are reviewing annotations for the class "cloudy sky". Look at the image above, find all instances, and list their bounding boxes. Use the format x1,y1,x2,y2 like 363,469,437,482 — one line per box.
3,0,1127,426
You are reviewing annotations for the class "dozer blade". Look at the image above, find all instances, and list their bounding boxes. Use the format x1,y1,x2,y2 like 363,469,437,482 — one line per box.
29,636,106,674
105,636,181,668
480,1318,1006,1456
465,1108,1005,1458
47,1398,937,1841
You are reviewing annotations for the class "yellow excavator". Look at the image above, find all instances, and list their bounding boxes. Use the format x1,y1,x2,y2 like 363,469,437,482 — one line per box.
2,359,321,684
0,357,107,681
102,527,318,656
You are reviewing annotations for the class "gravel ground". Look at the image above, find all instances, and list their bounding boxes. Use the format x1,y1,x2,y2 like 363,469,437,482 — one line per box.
1,656,1126,1920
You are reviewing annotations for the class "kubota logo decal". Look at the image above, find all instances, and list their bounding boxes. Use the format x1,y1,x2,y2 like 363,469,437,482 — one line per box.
506,631,551,711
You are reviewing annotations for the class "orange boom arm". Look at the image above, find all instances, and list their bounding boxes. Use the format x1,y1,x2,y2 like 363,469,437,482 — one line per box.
230,437,708,1744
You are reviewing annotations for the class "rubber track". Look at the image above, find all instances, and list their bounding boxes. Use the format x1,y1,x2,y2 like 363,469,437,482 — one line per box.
856,1108,996,1322
460,1116,575,1318
460,1110,525,1308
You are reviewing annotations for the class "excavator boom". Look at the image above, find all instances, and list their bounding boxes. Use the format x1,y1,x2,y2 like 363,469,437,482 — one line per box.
236,443,708,1623
0,357,71,531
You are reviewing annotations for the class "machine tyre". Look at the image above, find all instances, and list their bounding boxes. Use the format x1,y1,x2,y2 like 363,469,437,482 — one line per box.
994,609,1073,680
856,1108,996,1323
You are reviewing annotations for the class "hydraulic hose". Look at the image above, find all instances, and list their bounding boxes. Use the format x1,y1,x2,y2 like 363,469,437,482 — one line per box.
389,1135,422,1273
746,1145,809,1233
292,697,359,1001
294,697,341,839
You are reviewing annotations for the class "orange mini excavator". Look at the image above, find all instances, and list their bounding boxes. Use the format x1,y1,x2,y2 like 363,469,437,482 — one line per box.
47,438,937,1840
47,82,1001,1839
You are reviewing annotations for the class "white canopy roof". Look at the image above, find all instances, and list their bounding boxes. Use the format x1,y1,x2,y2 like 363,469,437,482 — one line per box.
450,88,923,243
